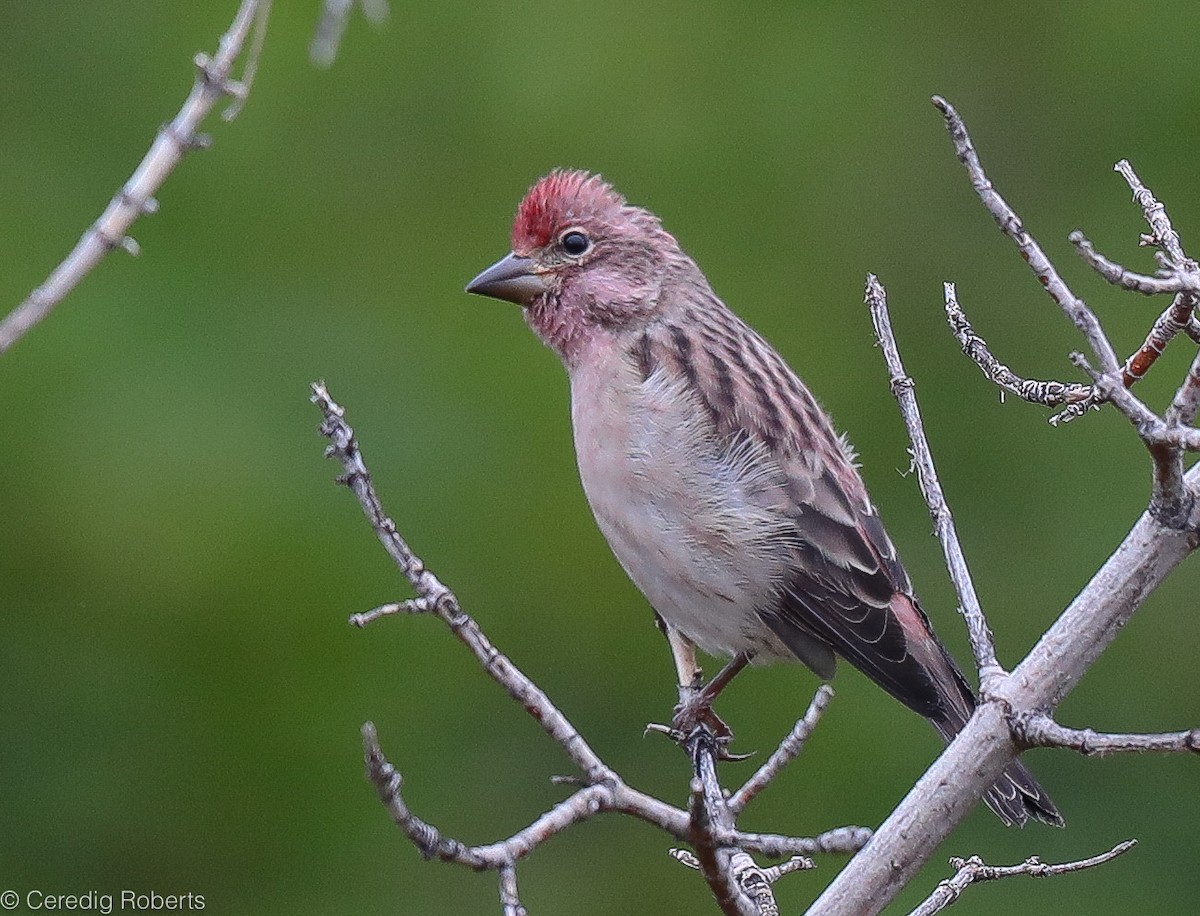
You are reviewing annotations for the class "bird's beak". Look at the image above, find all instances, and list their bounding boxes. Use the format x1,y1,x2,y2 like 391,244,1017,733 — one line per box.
465,252,547,306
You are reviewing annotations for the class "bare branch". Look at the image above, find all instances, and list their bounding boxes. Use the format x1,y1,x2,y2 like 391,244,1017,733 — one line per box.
222,0,272,121
1067,362,1200,532
498,863,526,916
1068,231,1193,295
364,721,505,869
728,685,834,814
311,0,391,68
728,852,812,916
0,0,271,356
349,597,433,624
1050,286,1200,426
1067,358,1196,525
944,282,1093,409
1115,159,1191,268
808,98,1200,914
719,826,871,858
1090,161,1200,430
1012,713,1200,756
313,381,615,784
931,97,1197,526
931,95,1121,373
1120,292,1200,385
950,235,1199,428
686,732,757,916
866,274,1003,689
810,404,1200,916
318,382,861,913
367,718,832,877
1030,162,1200,430
1166,347,1200,427
908,841,1138,916
672,849,815,916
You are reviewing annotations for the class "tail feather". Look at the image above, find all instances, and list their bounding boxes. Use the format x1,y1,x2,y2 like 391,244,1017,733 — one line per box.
930,686,1064,828
985,758,1064,828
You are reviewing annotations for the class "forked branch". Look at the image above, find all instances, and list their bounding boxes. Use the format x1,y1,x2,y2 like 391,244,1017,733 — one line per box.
313,381,869,915
807,98,1200,916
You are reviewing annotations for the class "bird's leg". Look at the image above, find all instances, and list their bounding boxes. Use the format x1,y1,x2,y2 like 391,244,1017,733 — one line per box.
662,617,703,690
673,650,753,743
695,650,753,706
648,618,754,759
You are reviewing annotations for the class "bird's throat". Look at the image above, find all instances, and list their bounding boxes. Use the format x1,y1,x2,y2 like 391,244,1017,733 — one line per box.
524,296,590,367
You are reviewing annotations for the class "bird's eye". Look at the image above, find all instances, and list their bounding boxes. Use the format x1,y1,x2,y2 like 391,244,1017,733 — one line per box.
560,230,591,256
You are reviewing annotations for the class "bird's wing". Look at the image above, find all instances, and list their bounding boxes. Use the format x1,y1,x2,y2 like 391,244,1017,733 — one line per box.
639,297,968,719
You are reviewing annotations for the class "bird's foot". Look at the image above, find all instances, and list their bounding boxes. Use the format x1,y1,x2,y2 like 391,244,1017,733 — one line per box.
645,680,753,762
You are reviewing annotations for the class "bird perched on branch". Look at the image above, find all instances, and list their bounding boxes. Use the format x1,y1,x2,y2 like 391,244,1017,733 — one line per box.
466,170,1061,827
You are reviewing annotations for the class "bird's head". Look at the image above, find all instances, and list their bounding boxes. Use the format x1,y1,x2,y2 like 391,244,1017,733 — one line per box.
467,170,680,361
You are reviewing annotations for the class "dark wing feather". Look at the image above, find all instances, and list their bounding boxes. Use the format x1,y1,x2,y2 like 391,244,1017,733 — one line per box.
655,294,962,721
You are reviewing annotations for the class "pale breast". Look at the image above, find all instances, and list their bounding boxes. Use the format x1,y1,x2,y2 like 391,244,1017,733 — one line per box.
568,331,796,659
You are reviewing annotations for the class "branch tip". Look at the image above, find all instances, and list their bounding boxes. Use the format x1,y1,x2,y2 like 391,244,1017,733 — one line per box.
909,840,1138,916
867,277,1002,679
0,0,273,355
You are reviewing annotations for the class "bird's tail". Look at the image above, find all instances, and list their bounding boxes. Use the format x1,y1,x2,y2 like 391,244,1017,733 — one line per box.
931,714,1063,827
929,664,1064,827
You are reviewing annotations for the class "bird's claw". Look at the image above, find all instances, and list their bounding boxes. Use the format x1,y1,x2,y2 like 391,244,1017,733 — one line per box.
644,689,754,761
645,721,754,762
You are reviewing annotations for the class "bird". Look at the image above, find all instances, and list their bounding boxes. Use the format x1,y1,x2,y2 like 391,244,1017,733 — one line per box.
465,169,1061,827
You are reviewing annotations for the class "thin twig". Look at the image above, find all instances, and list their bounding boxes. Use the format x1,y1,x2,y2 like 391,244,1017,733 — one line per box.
1051,287,1200,425
1012,713,1200,756
365,722,726,867
498,862,526,916
932,98,1196,524
944,283,1093,409
349,597,433,625
1053,162,1200,425
1166,348,1200,427
672,850,815,916
719,826,871,858
1067,356,1196,525
1119,292,1199,385
671,850,815,878
866,275,1003,689
222,0,272,121
1115,159,1191,268
938,96,1200,441
0,0,270,355
362,678,868,906
686,733,757,916
1100,161,1200,430
931,95,1121,374
728,685,834,814
314,381,615,784
808,99,1200,916
907,840,1138,916
1068,232,1193,295
950,236,1199,426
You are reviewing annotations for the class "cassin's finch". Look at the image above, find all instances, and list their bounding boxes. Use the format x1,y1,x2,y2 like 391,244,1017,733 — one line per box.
467,170,1061,827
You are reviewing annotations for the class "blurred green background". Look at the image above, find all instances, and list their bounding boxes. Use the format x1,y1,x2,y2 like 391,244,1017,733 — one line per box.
1,2,1197,913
